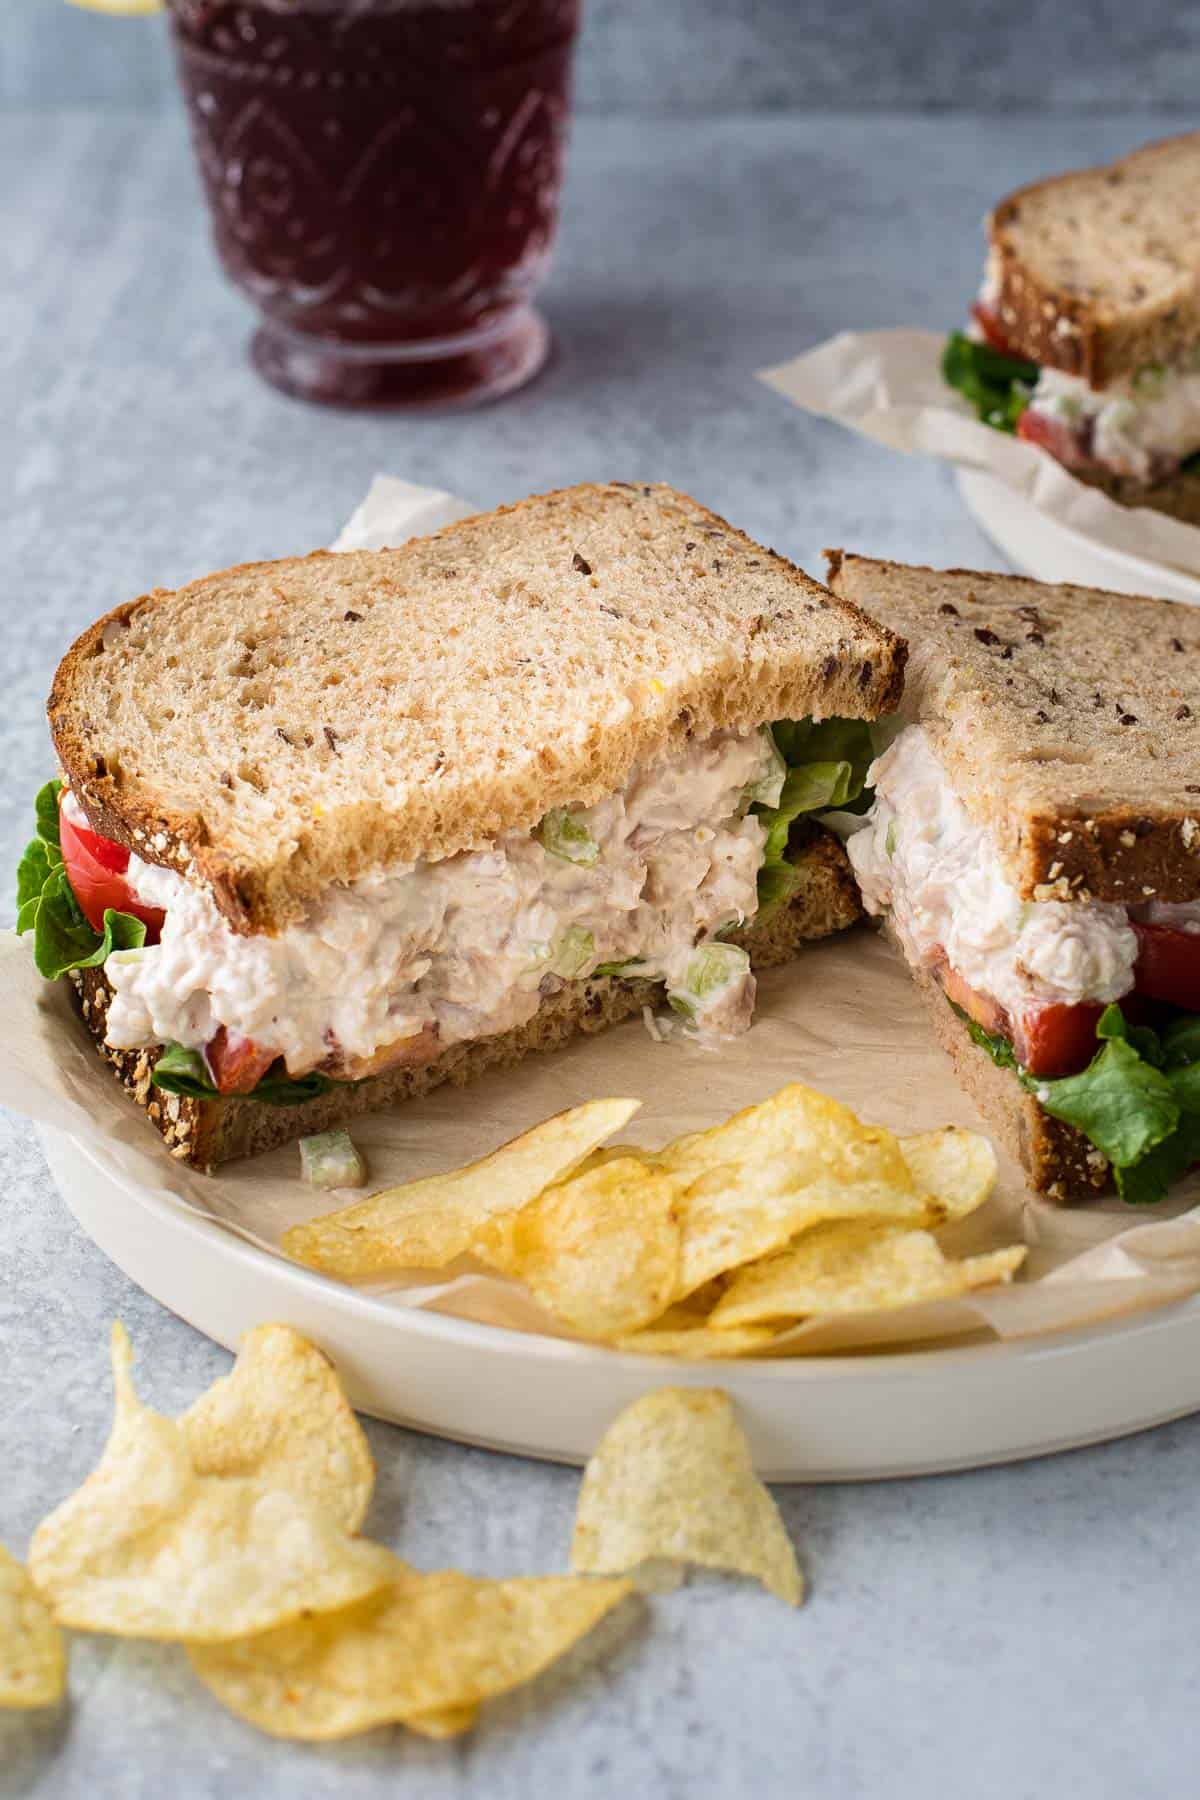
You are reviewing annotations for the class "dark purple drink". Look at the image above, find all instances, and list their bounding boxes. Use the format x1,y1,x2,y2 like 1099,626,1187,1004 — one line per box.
168,0,580,406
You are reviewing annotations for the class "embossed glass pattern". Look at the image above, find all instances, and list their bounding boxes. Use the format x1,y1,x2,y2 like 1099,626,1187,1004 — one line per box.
168,0,580,406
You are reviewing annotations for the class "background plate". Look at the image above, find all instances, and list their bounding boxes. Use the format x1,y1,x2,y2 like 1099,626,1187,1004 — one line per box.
41,1123,1200,1482
957,467,1200,604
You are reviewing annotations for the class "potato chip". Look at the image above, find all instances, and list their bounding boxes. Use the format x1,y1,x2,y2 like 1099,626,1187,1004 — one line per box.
180,1325,374,1533
0,1546,65,1710
660,1086,937,1298
661,1083,914,1190
282,1098,640,1277
29,1324,395,1642
571,1388,801,1605
476,1158,684,1339
710,1221,1026,1329
613,1317,778,1359
899,1128,997,1222
406,1705,480,1739
189,1566,632,1740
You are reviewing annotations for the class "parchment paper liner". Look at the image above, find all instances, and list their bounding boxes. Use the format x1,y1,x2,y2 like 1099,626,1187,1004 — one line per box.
761,329,1200,582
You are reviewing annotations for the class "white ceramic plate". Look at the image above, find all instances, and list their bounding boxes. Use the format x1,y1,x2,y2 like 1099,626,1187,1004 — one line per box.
41,1123,1200,1482
957,467,1200,604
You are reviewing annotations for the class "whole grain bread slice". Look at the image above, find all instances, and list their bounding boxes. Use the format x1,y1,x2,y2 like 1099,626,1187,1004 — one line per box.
825,553,1200,904
986,129,1200,385
70,829,861,1170
49,482,904,936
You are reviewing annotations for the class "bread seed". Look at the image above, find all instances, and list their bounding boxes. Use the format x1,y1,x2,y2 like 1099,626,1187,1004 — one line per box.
1119,712,1138,725
343,609,363,622
974,627,1000,646
1171,637,1185,652
938,602,959,617
572,552,592,575
324,727,340,753
1176,705,1192,721
1026,629,1045,646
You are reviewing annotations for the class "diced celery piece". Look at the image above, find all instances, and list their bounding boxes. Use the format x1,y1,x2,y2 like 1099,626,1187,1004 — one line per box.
299,1129,367,1190
537,808,600,866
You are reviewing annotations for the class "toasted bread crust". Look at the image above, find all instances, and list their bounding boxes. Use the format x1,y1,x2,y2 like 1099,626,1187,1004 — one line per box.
49,483,905,936
825,552,1200,905
912,967,1109,1204
70,830,862,1171
986,130,1200,386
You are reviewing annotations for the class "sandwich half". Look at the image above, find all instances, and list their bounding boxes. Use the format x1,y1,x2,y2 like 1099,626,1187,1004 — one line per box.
826,550,1200,1204
18,482,905,1169
943,130,1200,522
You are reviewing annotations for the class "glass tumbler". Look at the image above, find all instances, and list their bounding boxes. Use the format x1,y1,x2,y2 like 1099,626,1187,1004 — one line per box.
168,0,581,408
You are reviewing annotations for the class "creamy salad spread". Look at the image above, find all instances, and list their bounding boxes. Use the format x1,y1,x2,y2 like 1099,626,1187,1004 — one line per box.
1024,356,1200,485
101,729,780,1077
848,727,1141,1014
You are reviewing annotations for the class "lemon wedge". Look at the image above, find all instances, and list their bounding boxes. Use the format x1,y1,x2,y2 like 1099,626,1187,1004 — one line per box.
67,0,163,15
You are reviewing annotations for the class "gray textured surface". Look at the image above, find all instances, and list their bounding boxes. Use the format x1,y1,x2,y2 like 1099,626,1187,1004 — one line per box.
3,106,1197,1797
10,0,1200,112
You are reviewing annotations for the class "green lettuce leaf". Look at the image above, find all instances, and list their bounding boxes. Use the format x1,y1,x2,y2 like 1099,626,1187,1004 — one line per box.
753,719,874,922
33,891,147,982
150,1041,337,1108
942,330,1038,433
951,997,1200,1204
15,780,149,979
1032,1038,1179,1171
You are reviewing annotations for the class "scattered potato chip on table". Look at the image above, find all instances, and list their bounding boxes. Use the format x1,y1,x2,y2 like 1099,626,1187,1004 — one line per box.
179,1323,375,1533
571,1388,802,1605
28,1323,394,1642
189,1567,633,1741
0,1545,66,1710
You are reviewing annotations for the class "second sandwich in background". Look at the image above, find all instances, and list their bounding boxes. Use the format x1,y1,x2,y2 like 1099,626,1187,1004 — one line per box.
828,551,1200,1205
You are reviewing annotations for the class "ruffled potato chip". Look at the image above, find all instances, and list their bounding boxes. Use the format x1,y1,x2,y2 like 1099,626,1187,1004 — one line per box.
180,1325,374,1533
0,1546,66,1710
898,1128,997,1222
282,1098,640,1277
710,1220,1026,1330
29,1324,395,1643
571,1388,801,1605
613,1319,778,1358
476,1158,684,1339
189,1566,632,1740
406,1705,480,1739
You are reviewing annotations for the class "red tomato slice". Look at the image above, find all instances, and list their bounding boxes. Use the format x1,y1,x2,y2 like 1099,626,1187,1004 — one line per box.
941,965,1007,1037
1016,406,1091,470
1011,1001,1105,1079
205,1026,279,1096
1133,923,1200,1012
59,796,165,941
970,302,1019,357
941,963,1102,1077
